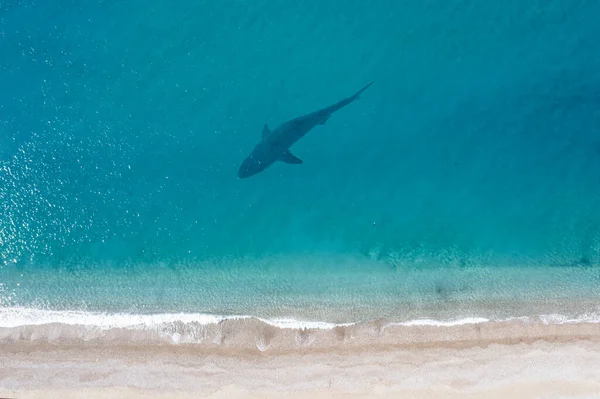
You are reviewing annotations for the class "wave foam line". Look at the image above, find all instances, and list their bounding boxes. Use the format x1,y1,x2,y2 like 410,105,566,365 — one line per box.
391,317,490,327
0,307,351,330
0,307,245,329
2,307,600,331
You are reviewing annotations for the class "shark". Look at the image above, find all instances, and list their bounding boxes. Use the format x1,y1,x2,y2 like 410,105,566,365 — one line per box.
237,82,373,179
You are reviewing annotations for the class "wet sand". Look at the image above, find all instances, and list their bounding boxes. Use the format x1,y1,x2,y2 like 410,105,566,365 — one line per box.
2,319,600,398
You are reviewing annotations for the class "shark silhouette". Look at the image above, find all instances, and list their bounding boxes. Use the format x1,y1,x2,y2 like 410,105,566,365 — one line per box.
237,82,373,179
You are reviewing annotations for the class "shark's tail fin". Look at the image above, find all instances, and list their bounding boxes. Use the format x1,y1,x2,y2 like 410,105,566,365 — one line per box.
350,81,374,101
324,81,374,116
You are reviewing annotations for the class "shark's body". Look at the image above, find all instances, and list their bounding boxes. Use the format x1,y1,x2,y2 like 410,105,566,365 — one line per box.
237,82,373,179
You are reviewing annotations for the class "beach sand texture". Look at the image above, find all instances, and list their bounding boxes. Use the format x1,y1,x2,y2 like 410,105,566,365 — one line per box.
2,320,600,398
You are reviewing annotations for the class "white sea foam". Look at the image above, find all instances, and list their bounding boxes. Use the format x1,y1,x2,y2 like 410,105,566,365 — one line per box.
0,307,353,331
537,313,600,325
0,306,249,329
2,306,600,334
258,317,356,330
392,317,490,327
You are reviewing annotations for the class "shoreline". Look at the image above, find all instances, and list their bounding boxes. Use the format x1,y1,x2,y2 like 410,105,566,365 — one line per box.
2,311,600,351
3,295,600,325
3,299,600,397
2,296,600,350
3,322,600,398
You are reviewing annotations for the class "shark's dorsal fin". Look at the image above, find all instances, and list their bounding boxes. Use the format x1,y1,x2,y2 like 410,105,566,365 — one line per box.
262,124,271,138
279,150,303,164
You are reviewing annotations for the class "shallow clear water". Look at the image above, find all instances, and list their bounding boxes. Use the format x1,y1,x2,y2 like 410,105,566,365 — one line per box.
1,0,600,327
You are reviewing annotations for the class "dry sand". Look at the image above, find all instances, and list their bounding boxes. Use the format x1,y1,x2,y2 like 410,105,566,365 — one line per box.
2,320,600,398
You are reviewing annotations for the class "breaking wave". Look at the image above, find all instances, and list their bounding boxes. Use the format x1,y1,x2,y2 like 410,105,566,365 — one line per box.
2,306,600,351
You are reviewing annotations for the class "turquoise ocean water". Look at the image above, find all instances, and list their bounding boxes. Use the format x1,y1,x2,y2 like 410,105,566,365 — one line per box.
2,1,600,333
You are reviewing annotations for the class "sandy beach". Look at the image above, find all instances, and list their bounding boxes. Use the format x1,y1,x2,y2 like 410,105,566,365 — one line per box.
2,319,600,398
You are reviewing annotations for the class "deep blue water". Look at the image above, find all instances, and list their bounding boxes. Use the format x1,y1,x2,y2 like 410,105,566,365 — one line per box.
1,0,600,320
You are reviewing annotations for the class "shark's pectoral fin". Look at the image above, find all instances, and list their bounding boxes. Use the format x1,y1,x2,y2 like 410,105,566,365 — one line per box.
319,115,331,125
279,150,303,164
262,124,271,138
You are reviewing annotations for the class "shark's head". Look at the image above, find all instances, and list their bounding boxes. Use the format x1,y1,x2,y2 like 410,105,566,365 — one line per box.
237,154,266,179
